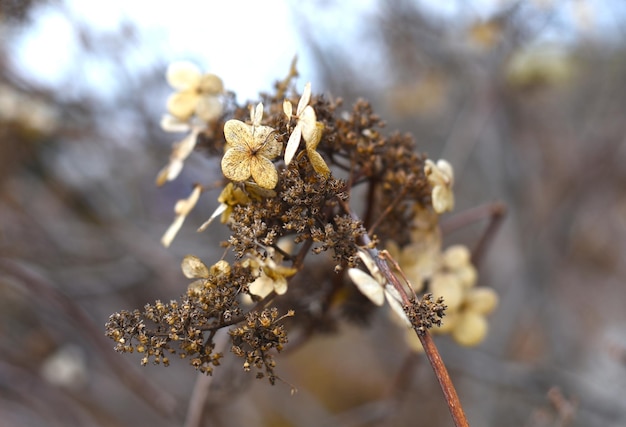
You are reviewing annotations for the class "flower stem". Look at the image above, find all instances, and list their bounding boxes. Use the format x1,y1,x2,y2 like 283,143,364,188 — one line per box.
339,199,470,427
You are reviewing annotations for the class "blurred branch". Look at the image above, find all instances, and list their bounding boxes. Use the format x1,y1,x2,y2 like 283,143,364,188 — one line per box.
0,258,181,419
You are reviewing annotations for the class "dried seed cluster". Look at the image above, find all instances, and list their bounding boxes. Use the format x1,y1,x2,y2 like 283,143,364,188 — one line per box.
229,308,293,384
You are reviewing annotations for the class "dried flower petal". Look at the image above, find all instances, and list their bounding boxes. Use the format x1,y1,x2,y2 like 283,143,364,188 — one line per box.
166,61,202,91
425,159,455,213
181,255,210,279
221,117,280,189
161,185,202,247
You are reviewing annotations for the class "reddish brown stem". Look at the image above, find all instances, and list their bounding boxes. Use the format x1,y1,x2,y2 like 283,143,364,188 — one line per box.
339,199,470,427
419,331,470,427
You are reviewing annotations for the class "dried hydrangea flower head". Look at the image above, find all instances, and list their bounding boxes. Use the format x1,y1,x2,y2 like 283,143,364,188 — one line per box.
424,159,455,213
165,61,224,124
161,184,202,247
221,103,281,189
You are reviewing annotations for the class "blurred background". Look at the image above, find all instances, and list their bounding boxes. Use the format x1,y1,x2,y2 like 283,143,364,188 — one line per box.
2,0,626,426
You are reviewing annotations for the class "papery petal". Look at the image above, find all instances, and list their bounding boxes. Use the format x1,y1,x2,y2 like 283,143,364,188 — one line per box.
347,268,385,306
304,122,324,151
356,249,385,285
166,61,202,91
223,119,253,149
452,312,488,347
436,159,454,184
181,255,210,279
155,159,182,187
160,115,191,133
464,287,498,314
296,82,312,116
307,149,330,178
283,99,293,118
442,245,471,269
430,273,464,311
385,285,411,327
198,73,224,94
174,185,202,215
250,155,278,189
172,130,199,161
249,274,275,298
195,96,223,123
299,106,317,143
252,125,280,159
197,203,228,232
161,214,185,248
284,125,302,166
251,102,264,127
167,91,200,120
221,147,251,182
432,186,454,213
273,277,288,295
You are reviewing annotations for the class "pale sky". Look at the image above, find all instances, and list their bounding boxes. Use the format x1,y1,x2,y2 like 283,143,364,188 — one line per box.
9,0,623,102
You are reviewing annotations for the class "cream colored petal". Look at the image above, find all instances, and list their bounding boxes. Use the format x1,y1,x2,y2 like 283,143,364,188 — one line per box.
273,277,288,295
385,285,411,327
221,147,251,182
296,82,312,116
430,273,464,311
452,312,488,347
251,102,264,127
181,254,210,279
456,264,477,288
223,119,253,149
197,203,228,232
252,125,280,159
174,185,202,215
249,274,274,298
284,124,302,166
155,159,183,186
304,122,324,151
283,99,293,118
161,214,185,248
166,61,202,91
250,155,278,189
198,73,224,94
464,287,498,314
160,115,191,133
432,185,454,213
167,91,200,120
347,268,385,306
442,245,471,269
436,159,454,184
195,96,223,123
299,106,318,143
356,249,384,284
307,149,331,178
210,260,231,278
172,130,199,161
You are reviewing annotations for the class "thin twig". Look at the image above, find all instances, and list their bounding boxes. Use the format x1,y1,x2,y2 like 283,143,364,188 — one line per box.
440,201,506,266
